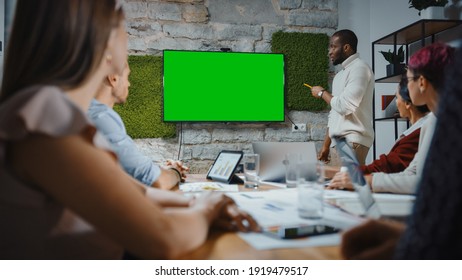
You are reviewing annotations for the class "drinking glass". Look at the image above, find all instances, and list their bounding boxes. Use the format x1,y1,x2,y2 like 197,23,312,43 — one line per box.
285,153,302,188
243,154,260,188
297,160,325,219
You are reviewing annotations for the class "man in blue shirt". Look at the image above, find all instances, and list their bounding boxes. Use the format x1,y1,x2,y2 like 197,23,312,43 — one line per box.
88,63,187,190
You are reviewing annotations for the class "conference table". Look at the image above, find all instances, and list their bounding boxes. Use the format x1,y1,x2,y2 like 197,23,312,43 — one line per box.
177,174,342,260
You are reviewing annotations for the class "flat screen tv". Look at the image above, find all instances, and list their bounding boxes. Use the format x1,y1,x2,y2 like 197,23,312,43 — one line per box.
163,50,285,122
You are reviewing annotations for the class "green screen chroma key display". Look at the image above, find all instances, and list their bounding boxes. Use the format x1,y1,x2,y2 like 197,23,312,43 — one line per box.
163,50,285,122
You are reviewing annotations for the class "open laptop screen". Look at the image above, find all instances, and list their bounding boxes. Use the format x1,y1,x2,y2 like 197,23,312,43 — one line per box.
252,142,317,182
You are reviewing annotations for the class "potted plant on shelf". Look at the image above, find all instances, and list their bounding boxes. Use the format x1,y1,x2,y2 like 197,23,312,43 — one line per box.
408,0,448,18
379,45,405,77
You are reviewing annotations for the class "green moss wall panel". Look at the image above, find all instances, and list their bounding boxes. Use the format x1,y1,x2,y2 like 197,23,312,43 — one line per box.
114,55,176,139
271,31,329,111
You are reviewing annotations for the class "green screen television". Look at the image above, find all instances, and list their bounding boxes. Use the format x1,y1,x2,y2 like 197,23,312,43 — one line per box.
163,50,285,122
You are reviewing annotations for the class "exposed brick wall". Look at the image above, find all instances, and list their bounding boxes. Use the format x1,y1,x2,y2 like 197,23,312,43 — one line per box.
124,0,338,54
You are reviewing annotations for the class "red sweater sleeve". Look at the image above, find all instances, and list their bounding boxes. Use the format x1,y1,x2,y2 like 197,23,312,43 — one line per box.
360,128,421,174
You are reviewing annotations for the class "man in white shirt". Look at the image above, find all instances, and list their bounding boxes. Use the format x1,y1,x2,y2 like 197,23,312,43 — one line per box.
311,29,374,165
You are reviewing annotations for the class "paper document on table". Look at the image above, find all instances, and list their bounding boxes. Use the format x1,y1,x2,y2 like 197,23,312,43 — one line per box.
227,189,362,228
227,190,301,226
333,192,415,217
179,182,239,192
324,189,359,200
226,189,364,250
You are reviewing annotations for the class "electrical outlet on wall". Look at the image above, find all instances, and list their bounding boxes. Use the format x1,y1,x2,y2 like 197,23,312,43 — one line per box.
292,123,307,132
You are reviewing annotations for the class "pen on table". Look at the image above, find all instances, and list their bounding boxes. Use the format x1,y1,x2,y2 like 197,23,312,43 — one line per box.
303,83,312,89
240,193,264,199
264,203,284,211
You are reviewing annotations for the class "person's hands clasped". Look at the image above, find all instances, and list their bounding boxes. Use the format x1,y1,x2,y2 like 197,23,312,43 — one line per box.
166,159,189,182
341,219,406,259
216,201,261,232
326,170,354,190
193,192,260,233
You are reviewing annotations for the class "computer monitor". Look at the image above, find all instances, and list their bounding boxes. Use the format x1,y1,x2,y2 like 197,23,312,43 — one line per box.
163,50,285,122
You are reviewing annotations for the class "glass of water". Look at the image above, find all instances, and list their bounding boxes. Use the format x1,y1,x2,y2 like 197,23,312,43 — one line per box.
285,153,302,188
243,153,260,188
297,160,325,219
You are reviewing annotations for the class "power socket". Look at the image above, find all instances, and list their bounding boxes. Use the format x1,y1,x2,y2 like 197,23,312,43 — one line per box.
292,123,307,132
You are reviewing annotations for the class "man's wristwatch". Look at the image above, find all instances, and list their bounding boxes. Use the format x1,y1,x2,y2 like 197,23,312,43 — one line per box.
318,90,324,98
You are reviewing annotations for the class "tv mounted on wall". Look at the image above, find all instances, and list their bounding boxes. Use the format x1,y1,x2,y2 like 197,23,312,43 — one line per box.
163,50,285,122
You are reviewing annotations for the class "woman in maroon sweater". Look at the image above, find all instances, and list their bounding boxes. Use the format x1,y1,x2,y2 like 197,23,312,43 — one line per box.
360,76,430,174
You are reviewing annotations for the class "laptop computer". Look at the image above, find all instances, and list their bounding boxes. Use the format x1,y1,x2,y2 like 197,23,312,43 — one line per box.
252,142,317,182
333,136,414,220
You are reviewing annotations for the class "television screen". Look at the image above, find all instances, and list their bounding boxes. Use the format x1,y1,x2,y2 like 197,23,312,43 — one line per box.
163,50,285,122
